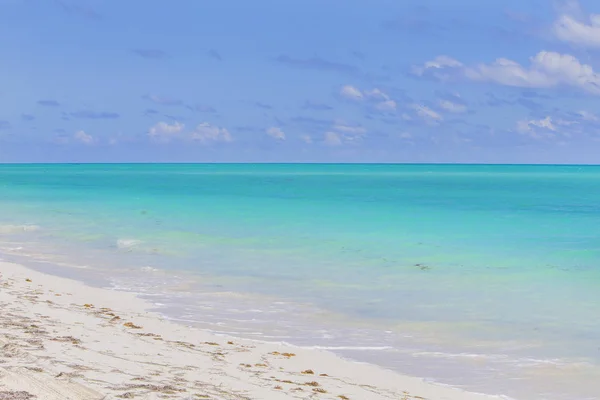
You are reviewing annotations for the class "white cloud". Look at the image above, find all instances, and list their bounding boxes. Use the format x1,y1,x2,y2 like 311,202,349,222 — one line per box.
339,86,396,110
74,130,93,144
516,116,556,134
300,135,313,144
398,132,412,139
516,109,600,140
191,122,232,143
148,121,232,144
333,122,367,135
364,88,389,101
438,99,467,113
412,56,463,80
516,111,600,141
423,55,463,70
375,99,397,111
320,121,367,146
577,110,598,121
411,104,443,123
515,116,579,140
417,51,600,95
148,121,184,142
554,13,600,48
266,127,285,140
556,118,578,127
465,51,600,94
339,85,363,100
324,131,342,146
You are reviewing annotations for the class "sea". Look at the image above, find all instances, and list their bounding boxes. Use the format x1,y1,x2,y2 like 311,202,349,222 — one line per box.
0,163,598,400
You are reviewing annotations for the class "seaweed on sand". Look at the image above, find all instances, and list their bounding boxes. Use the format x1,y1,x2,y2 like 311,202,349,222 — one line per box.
0,392,36,400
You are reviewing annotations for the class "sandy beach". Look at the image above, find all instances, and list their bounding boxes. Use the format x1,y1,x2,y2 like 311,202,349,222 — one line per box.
0,260,507,400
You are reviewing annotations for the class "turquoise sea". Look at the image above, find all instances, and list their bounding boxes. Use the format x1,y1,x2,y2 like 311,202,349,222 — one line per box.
0,163,599,399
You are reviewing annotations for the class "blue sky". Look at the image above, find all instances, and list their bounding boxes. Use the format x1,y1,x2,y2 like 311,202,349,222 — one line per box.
4,0,600,163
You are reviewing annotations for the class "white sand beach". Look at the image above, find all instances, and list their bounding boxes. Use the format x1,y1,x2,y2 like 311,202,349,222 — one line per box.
0,261,505,400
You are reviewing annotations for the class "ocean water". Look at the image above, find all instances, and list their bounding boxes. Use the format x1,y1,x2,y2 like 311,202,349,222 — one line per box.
0,163,599,399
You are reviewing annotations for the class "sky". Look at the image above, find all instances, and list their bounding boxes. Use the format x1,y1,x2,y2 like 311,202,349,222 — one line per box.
4,0,600,163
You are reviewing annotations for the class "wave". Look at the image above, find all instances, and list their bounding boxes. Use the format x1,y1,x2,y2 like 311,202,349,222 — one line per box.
420,380,517,400
413,351,594,369
269,341,394,351
300,345,394,351
116,238,143,250
140,266,160,272
413,351,508,360
0,225,41,234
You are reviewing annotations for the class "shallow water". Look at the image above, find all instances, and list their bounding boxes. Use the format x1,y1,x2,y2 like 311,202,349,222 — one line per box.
0,163,599,399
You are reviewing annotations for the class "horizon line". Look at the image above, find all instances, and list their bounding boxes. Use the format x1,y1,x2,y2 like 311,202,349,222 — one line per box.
0,162,599,167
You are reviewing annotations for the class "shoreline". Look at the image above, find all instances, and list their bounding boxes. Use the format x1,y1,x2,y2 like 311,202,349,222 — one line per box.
0,260,507,400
